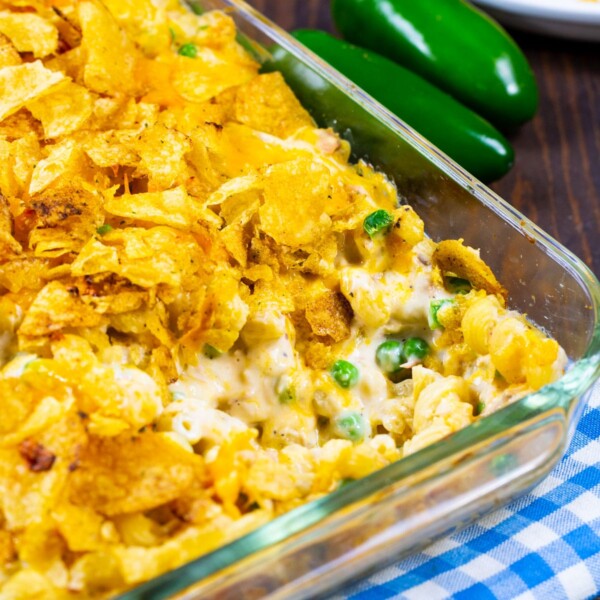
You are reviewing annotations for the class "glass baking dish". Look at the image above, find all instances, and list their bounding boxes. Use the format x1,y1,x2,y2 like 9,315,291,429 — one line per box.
118,1,600,598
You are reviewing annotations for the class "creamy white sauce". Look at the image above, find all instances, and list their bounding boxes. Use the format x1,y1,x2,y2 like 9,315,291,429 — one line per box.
168,327,300,430
163,233,456,449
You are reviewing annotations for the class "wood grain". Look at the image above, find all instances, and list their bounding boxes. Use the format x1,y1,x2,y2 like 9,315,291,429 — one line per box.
246,0,600,276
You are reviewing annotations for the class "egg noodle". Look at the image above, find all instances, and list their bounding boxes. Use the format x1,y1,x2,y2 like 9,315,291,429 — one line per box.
0,1,566,597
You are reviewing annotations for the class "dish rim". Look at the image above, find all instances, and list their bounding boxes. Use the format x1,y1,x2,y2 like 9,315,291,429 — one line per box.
116,0,600,597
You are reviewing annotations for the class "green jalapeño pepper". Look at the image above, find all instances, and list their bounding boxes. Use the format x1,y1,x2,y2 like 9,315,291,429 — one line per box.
286,30,513,182
331,0,539,129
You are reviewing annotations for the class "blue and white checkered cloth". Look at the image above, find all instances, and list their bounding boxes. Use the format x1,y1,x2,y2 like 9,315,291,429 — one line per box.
343,382,600,600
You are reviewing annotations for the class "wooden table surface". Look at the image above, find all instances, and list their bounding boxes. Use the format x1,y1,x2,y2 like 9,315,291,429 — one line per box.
247,0,600,277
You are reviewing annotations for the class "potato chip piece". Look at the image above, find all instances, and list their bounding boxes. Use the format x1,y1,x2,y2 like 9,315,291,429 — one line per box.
0,109,44,143
68,431,204,516
71,232,118,271
161,100,225,135
89,96,127,126
169,9,238,48
0,11,58,58
0,139,18,197
0,61,66,121
132,124,191,190
83,129,140,168
0,393,73,448
243,264,274,283
3,132,41,197
53,503,105,553
78,1,139,96
0,230,20,256
29,184,102,230
387,206,426,268
14,522,68,584
0,32,20,68
218,189,260,228
0,186,14,236
72,227,205,289
0,257,49,294
105,186,201,229
28,229,82,258
259,159,334,247
89,96,158,132
172,48,257,104
0,530,14,570
28,139,82,195
433,239,507,298
45,44,85,84
43,264,72,283
101,0,169,56
68,551,124,595
71,273,148,315
0,378,40,437
86,414,130,437
112,512,163,547
27,81,94,139
305,291,353,342
0,294,22,351
181,269,248,352
228,72,314,138
111,510,270,585
109,305,173,348
0,447,64,529
44,334,163,431
244,453,311,503
18,280,105,338
0,569,59,600
204,173,260,208
220,223,248,267
0,411,86,529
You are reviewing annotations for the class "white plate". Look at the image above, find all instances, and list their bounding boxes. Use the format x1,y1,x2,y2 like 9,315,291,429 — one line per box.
472,0,600,41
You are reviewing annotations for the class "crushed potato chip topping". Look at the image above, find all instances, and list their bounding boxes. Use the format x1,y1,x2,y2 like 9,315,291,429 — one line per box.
0,1,567,596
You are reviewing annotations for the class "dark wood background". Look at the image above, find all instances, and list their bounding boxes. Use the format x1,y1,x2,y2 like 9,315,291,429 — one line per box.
246,1,600,277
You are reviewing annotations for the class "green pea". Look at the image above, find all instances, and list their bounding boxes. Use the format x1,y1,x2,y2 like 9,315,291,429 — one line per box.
330,360,359,389
178,43,198,58
335,411,366,442
363,209,393,238
428,298,454,329
375,340,404,374
403,337,429,361
475,400,486,416
96,224,113,235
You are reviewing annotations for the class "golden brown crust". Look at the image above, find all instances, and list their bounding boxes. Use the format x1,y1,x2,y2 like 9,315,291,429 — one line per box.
305,291,353,342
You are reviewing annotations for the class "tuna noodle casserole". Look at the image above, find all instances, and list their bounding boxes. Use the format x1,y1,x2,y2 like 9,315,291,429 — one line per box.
0,1,566,597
